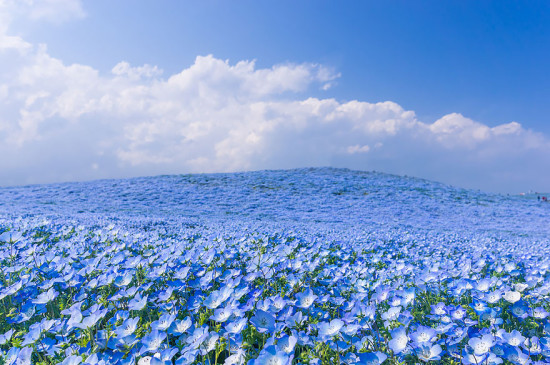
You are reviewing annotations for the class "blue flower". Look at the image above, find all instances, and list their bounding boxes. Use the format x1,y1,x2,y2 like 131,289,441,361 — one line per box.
409,325,436,347
175,349,199,365
185,326,209,349
317,318,344,339
150,313,176,331
388,326,408,354
249,345,292,365
60,355,83,365
16,346,33,365
468,334,495,356
128,294,148,311
140,330,167,355
168,316,193,336
210,305,233,322
502,329,525,348
356,351,387,365
0,329,14,345
225,317,248,334
251,309,276,333
504,346,531,364
416,343,442,362
114,317,140,338
277,335,297,354
32,287,58,304
295,288,317,309
510,301,529,319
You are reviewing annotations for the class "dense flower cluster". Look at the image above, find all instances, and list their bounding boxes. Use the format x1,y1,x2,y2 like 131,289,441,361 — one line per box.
0,168,549,364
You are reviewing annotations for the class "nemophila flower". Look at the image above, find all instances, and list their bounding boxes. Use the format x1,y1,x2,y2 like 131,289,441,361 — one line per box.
503,290,521,304
353,302,376,321
185,326,209,349
157,287,174,302
416,343,443,362
540,337,550,356
531,306,549,319
200,332,219,355
447,326,468,345
0,280,22,300
251,309,276,333
0,328,14,345
285,311,307,328
256,298,271,312
471,299,489,315
468,334,495,356
128,294,148,311
32,287,58,304
373,286,391,303
388,326,408,354
211,305,233,322
355,351,387,365
233,285,249,300
461,348,488,365
502,330,526,347
22,323,42,346
449,305,467,321
158,348,179,363
484,353,504,365
60,355,83,365
269,295,287,312
76,308,108,329
510,301,530,319
430,302,447,316
151,313,176,331
398,287,416,306
523,336,542,355
514,283,529,292
249,345,292,365
114,271,134,287
175,349,199,365
481,308,503,326
409,325,436,346
317,318,344,339
381,306,401,322
292,330,313,347
485,290,502,304
341,323,361,337
295,288,317,309
168,316,193,336
114,333,139,351
4,347,20,365
225,317,248,334
277,335,297,354
140,330,167,355
115,317,140,338
203,286,233,309
6,346,33,365
504,346,531,364
174,266,191,280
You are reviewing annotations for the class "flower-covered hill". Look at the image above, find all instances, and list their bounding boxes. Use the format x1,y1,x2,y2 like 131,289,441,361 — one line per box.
0,168,548,238
0,168,549,365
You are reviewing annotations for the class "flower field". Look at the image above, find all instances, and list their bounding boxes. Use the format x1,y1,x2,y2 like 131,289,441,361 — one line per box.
0,168,549,365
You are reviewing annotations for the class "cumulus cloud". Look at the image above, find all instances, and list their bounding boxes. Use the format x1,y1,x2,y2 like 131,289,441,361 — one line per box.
0,10,548,192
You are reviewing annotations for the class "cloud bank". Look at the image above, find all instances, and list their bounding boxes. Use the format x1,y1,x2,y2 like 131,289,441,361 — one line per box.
0,3,549,193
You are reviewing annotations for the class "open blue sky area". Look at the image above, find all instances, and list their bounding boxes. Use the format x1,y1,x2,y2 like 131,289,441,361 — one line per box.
1,1,549,192
16,1,550,132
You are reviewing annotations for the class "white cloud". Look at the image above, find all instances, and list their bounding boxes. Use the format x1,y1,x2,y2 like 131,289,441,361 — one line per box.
0,12,548,193
347,145,371,154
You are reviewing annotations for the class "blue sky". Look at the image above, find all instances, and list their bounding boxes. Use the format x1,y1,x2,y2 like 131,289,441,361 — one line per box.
15,1,550,132
1,0,549,192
